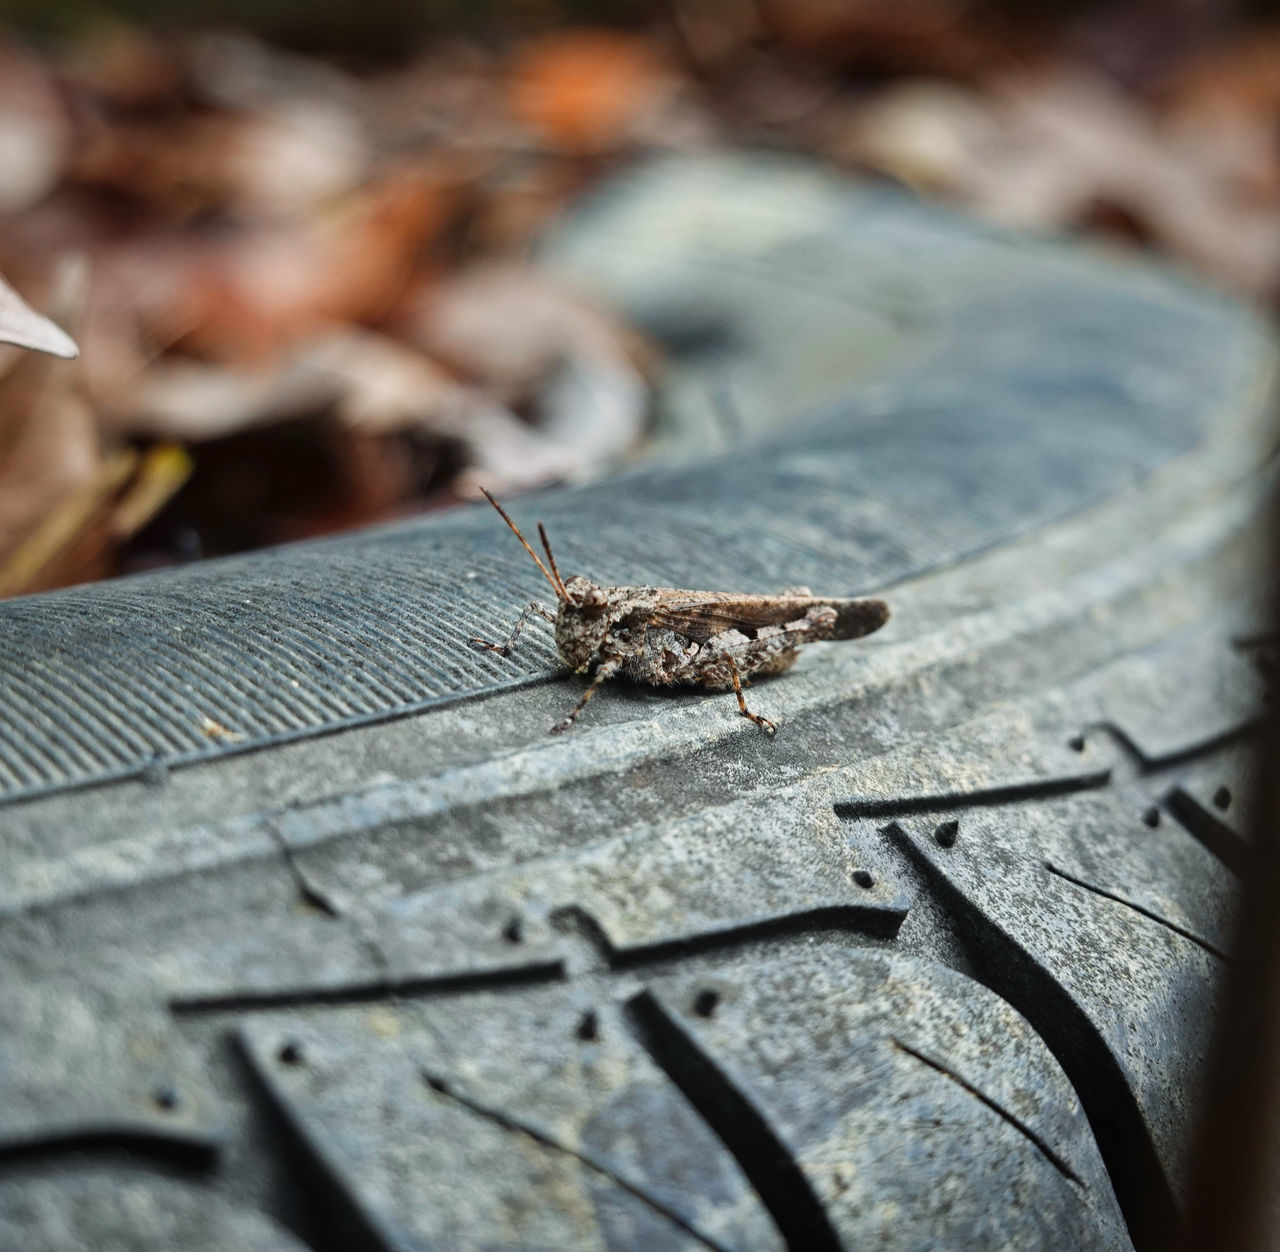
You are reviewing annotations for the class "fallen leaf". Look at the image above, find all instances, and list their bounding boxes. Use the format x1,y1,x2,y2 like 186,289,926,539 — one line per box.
69,97,366,223
408,261,649,478
844,67,1280,299
0,37,71,213
116,326,583,493
508,29,671,153
0,258,181,599
175,161,472,363
60,24,183,109
669,0,765,70
0,271,78,358
763,0,1024,78
0,260,94,569
109,443,193,537
0,448,134,598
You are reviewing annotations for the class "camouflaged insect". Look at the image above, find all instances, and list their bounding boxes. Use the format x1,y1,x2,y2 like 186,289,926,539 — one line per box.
471,489,890,735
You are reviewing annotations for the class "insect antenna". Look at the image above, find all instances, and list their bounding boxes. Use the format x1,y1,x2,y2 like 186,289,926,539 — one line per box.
537,523,570,600
478,487,567,602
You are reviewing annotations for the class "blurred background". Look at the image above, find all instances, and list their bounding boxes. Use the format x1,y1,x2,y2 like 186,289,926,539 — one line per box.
1,0,1278,597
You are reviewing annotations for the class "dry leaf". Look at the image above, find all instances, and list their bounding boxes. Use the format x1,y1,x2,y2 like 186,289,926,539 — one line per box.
0,37,71,213
117,326,582,493
175,161,470,363
0,449,134,598
409,262,648,477
109,443,193,537
61,24,182,109
70,99,366,223
118,327,461,440
0,271,78,358
763,0,1021,78
846,68,1280,299
670,0,765,70
0,261,93,570
508,29,670,153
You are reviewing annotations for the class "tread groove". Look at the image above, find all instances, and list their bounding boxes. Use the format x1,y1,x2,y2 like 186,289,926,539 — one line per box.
833,770,1111,821
1101,721,1259,771
549,900,911,973
625,988,841,1252
607,904,910,965
877,819,1177,1252
169,961,565,1014
0,1128,218,1169
1164,786,1247,875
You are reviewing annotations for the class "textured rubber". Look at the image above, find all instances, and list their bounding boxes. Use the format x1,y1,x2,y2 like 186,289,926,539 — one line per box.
0,162,1260,804
0,156,1270,1250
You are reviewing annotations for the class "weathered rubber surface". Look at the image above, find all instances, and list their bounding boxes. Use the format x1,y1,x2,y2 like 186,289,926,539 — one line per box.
0,155,1271,1250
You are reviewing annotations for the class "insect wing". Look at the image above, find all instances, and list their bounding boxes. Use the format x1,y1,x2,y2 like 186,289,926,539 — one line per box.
648,593,888,642
648,594,825,642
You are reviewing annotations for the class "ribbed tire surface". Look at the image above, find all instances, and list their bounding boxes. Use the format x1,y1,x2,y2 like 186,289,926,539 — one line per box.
0,156,1271,1251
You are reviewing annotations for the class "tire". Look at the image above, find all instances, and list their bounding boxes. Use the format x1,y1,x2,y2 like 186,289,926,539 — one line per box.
0,154,1269,1251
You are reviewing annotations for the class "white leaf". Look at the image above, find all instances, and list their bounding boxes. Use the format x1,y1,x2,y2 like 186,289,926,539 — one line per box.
0,273,78,359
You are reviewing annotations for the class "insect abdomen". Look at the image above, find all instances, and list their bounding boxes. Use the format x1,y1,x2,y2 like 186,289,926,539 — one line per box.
832,599,890,640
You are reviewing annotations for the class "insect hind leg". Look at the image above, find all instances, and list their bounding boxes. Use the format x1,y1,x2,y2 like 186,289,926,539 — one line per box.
726,657,777,735
470,602,556,658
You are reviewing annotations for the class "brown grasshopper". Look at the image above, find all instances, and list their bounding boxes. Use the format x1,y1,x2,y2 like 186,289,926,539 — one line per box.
470,489,889,735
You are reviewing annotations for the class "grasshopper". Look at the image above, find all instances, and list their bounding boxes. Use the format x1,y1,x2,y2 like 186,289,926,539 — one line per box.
470,489,889,735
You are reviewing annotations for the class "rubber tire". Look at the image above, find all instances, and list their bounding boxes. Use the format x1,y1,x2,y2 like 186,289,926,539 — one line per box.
0,155,1270,1252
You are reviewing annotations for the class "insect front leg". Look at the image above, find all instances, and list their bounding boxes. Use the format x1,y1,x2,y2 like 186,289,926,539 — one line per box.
726,656,777,736
469,602,556,658
551,655,622,735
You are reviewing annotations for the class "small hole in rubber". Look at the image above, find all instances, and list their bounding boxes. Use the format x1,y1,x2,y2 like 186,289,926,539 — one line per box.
1142,806,1161,828
1213,786,1232,811
693,989,720,1018
852,868,874,889
277,1041,305,1067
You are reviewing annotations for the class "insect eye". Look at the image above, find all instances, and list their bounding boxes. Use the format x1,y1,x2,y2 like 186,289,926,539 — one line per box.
580,587,608,614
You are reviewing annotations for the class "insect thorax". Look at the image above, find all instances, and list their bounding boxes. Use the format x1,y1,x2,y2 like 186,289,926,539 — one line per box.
554,579,618,672
555,576,664,673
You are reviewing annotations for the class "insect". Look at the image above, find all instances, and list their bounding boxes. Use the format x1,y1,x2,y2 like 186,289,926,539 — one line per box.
470,489,890,735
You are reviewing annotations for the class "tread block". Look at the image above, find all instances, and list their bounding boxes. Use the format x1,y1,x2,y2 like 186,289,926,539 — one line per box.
0,1171,307,1252
882,797,1226,1243
168,900,564,1012
636,946,1130,1250
370,793,908,971
238,988,783,1251
1163,749,1254,873
162,916,396,1010
832,705,1111,820
0,982,223,1158
1089,625,1262,766
1028,785,1236,959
